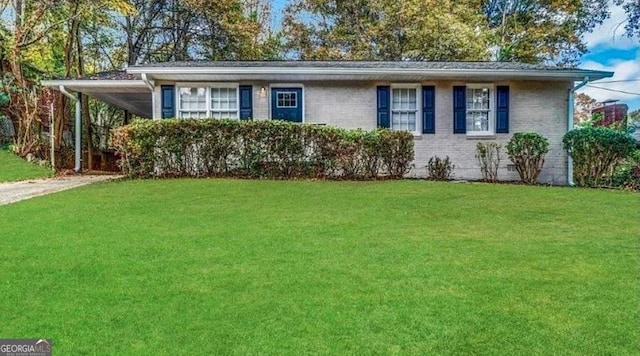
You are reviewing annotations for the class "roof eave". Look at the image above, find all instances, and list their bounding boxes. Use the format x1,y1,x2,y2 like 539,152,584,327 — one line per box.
126,67,614,81
41,80,148,88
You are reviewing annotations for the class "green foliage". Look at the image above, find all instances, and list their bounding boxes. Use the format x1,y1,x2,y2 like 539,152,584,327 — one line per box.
563,127,637,187
282,0,490,60
426,156,455,181
505,132,549,184
484,0,609,65
112,119,414,179
475,142,501,182
612,149,640,191
0,92,9,108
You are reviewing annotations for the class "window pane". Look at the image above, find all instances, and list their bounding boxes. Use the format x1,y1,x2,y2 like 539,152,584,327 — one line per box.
408,112,416,131
180,87,206,111
466,111,489,131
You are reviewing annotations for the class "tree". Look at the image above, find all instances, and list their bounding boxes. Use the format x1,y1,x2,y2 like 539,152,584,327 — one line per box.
282,0,490,60
615,0,640,39
482,0,610,65
574,93,601,125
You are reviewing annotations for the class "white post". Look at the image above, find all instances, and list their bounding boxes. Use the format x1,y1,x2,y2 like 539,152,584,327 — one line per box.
567,76,590,186
75,94,81,172
58,85,82,173
50,103,55,171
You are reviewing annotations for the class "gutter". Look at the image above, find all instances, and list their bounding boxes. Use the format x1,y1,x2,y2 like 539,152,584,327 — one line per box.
566,77,590,186
59,85,82,173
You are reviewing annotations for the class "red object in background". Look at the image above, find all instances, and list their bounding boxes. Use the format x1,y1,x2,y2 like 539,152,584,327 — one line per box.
592,101,628,127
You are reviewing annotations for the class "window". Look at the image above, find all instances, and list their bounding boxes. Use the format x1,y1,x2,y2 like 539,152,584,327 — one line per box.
179,87,207,119
466,85,493,134
391,87,418,132
177,85,239,119
211,88,238,119
276,92,298,108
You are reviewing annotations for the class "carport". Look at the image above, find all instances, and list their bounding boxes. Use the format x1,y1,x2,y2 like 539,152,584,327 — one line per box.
42,71,152,172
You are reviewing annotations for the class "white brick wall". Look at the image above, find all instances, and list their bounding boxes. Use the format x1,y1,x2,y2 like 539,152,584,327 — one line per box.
158,79,572,184
297,80,571,184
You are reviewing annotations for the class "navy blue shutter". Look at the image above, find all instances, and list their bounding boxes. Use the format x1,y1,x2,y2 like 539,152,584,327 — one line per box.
377,86,390,128
453,86,466,134
239,85,253,120
161,85,175,119
422,86,435,134
496,86,509,133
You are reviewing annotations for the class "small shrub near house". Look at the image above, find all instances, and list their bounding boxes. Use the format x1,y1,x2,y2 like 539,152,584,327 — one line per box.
562,127,636,187
611,149,640,191
505,132,549,184
112,119,414,180
475,142,501,182
426,156,454,181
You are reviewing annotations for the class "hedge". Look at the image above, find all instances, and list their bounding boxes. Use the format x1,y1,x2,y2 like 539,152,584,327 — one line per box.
112,119,415,179
562,127,636,187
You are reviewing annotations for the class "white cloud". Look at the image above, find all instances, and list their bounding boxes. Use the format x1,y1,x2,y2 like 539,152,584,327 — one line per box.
578,50,640,107
584,0,639,50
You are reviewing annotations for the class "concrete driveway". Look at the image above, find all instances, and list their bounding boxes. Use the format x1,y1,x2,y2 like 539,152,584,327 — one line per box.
0,175,123,206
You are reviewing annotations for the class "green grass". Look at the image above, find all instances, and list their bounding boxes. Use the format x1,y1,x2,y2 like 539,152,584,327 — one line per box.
0,180,638,354
0,149,52,182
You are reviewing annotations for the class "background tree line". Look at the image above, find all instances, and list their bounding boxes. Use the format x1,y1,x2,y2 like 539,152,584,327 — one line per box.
0,0,637,163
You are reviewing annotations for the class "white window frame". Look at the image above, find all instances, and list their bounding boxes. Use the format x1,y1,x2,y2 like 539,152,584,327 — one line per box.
390,84,421,135
465,83,495,136
275,91,299,108
176,83,240,119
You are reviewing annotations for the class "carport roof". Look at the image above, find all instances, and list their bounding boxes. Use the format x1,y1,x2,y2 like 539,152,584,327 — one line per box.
42,71,152,118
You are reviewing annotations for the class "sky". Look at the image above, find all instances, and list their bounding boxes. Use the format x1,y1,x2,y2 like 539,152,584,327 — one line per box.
272,0,640,112
581,1,640,112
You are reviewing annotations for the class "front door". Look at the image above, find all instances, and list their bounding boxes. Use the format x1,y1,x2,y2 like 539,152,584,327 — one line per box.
271,88,303,122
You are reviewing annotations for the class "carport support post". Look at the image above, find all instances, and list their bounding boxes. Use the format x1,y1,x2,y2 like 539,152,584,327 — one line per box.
75,93,82,172
58,86,82,173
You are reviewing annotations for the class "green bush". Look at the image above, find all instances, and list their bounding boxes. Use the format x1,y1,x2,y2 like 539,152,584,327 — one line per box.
612,149,640,191
112,119,415,180
505,132,549,184
426,156,454,181
562,127,636,187
475,142,501,182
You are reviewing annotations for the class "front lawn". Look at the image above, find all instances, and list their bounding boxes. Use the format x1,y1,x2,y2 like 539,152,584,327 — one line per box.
0,180,637,354
0,149,52,182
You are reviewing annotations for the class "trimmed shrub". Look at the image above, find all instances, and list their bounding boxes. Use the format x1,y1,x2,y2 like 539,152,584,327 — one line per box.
562,127,636,187
379,129,415,179
612,149,640,191
112,119,415,180
426,156,454,181
505,132,549,184
475,142,501,182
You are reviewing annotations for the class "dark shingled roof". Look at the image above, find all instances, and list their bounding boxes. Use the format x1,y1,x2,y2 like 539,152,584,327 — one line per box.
129,61,575,71
73,70,141,81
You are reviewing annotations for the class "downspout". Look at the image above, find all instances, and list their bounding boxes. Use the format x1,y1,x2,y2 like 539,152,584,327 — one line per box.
141,73,155,119
567,76,590,186
59,85,82,173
